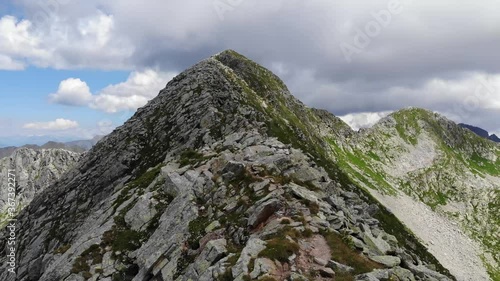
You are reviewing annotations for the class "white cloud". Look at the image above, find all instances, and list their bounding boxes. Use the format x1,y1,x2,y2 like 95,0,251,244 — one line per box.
0,15,50,70
339,111,392,131
0,54,25,70
49,78,93,106
23,118,79,130
49,69,176,113
0,12,133,70
2,0,500,134
91,95,149,113
92,69,176,112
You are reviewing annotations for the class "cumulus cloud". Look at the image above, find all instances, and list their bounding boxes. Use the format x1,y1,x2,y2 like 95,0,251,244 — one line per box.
23,118,79,130
339,111,392,131
49,69,176,113
49,78,93,106
3,0,500,132
0,11,132,70
0,15,50,69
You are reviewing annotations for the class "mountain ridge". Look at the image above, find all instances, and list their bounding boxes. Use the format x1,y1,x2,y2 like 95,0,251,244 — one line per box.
1,50,494,281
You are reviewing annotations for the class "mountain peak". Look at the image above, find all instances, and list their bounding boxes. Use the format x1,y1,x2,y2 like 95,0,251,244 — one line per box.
213,49,289,98
3,50,489,281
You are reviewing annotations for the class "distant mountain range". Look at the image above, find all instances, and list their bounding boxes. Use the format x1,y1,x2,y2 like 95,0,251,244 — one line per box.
459,123,500,143
0,135,103,159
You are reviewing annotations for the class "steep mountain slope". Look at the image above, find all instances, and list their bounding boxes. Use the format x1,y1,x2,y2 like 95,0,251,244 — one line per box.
0,148,81,226
329,108,499,279
0,51,465,281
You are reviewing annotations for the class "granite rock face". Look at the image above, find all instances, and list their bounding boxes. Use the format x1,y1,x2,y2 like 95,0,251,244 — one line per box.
0,50,467,281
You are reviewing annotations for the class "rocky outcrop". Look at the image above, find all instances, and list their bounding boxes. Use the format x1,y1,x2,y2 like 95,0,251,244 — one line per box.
0,148,81,224
0,50,460,281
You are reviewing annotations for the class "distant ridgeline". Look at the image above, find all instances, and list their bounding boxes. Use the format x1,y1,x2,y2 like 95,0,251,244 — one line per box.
0,136,103,159
459,123,500,143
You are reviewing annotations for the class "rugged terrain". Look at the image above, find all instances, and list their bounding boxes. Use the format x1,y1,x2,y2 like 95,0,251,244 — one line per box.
328,108,499,279
0,50,496,281
0,148,81,226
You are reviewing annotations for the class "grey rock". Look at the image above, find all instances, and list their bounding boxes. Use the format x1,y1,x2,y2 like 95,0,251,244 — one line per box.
250,179,270,192
327,260,354,273
351,236,366,249
314,257,328,266
362,231,392,255
356,269,391,281
183,239,227,280
368,255,401,267
392,266,416,281
319,267,335,277
0,148,80,223
232,238,267,280
221,161,245,181
125,192,157,231
247,198,282,228
205,221,221,233
288,183,320,203
64,274,86,281
249,258,276,279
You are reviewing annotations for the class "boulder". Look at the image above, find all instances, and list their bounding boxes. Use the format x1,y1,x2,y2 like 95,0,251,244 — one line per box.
327,260,354,273
392,266,416,281
221,161,246,181
249,258,276,279
183,239,228,280
124,192,157,231
368,255,401,268
362,231,392,255
232,238,267,280
247,198,282,228
319,267,335,278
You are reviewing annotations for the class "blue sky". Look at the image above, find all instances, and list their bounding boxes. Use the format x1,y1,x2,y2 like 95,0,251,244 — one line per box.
0,66,137,145
0,0,499,146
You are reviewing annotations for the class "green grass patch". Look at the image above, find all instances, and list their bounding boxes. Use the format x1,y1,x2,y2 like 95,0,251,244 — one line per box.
259,237,300,263
54,244,71,254
468,153,500,176
179,149,206,167
321,230,382,275
71,244,103,278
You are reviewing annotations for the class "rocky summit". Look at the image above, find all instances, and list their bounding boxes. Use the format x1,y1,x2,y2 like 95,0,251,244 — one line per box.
0,50,497,281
